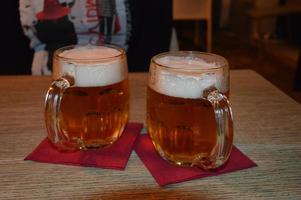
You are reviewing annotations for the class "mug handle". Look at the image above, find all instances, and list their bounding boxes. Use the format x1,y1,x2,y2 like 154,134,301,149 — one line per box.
200,89,234,169
44,78,73,151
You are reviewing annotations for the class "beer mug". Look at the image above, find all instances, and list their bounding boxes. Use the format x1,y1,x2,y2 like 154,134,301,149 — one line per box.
147,51,233,170
45,45,129,151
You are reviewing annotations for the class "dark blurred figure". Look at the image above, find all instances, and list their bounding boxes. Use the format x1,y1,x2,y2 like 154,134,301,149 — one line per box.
290,11,301,91
276,0,301,91
294,50,301,91
0,1,32,75
96,0,117,43
127,0,172,72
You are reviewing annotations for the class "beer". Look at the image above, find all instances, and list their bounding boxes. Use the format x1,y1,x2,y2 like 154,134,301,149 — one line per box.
57,79,128,148
45,45,129,150
147,52,233,168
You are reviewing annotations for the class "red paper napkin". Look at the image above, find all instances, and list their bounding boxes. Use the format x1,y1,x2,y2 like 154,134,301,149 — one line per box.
134,134,257,186
25,123,143,170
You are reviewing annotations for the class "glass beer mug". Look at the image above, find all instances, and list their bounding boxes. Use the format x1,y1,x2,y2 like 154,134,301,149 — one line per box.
147,51,233,170
45,45,129,151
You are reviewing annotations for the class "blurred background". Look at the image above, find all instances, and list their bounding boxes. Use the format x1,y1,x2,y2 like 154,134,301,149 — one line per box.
173,0,301,103
1,0,300,102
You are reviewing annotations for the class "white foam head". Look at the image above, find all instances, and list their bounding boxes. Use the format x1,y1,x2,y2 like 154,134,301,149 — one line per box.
149,55,228,99
57,45,126,87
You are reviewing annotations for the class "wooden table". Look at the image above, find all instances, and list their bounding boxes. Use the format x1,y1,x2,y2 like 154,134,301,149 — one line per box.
1,70,301,199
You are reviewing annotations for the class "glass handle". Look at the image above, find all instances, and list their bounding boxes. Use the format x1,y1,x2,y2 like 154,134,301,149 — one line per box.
202,89,234,169
44,78,71,150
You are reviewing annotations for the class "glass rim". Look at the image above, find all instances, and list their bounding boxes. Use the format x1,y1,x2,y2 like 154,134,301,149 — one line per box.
151,51,229,71
54,44,125,62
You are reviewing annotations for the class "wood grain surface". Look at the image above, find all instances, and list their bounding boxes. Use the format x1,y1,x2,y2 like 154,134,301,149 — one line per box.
0,70,300,200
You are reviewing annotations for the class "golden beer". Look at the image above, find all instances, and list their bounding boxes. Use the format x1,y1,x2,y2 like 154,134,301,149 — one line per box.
147,51,233,169
46,79,129,149
45,44,129,151
147,87,232,166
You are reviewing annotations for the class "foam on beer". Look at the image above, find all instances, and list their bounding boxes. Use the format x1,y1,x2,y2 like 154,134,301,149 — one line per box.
59,45,125,87
150,56,227,99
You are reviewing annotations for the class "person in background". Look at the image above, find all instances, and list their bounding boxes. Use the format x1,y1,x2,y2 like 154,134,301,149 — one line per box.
96,0,118,43
20,0,129,75
19,0,172,74
34,0,77,74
